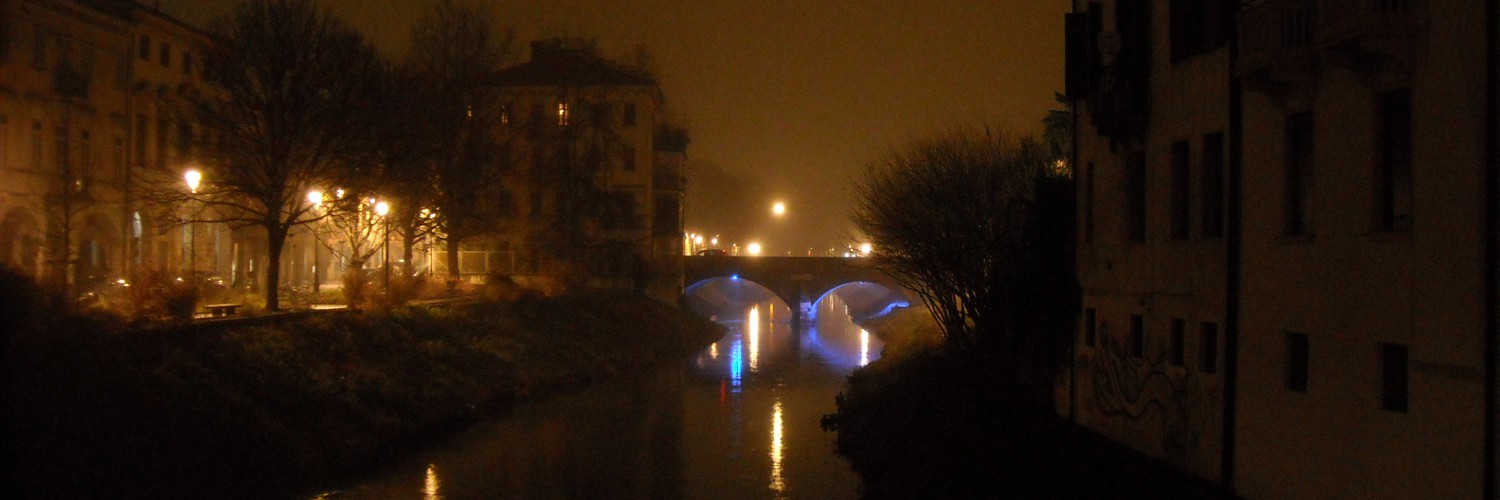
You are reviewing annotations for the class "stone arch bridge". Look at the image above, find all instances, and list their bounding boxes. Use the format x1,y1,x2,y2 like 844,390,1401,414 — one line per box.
683,256,911,322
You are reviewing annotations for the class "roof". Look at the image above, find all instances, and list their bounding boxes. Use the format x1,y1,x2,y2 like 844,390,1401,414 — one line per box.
495,38,657,88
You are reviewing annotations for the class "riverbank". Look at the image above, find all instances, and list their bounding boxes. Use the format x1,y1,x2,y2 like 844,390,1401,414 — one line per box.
0,269,722,499
835,307,1230,499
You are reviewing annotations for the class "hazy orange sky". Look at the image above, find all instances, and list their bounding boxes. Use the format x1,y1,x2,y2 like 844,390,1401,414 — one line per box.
160,0,1067,252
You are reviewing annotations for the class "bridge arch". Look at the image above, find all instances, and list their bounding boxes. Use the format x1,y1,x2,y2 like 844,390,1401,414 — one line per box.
810,281,912,321
682,256,913,323
684,275,794,322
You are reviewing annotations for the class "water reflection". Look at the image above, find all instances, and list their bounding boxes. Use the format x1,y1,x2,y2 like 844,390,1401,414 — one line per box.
319,293,883,499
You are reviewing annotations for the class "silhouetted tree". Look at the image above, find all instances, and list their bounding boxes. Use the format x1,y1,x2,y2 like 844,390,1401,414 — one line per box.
407,0,517,285
142,0,386,310
852,126,1078,409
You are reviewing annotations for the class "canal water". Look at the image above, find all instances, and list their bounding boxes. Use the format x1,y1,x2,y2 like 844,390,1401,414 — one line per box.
315,294,885,499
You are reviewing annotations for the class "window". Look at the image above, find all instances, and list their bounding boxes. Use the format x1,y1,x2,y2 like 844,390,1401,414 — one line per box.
1201,132,1225,238
1170,140,1191,240
530,103,545,125
556,101,569,126
1380,343,1409,412
32,28,46,69
1125,152,1146,242
113,136,125,180
1083,308,1097,347
78,130,91,184
1199,322,1218,374
623,103,637,127
499,104,511,126
134,115,147,169
1083,161,1095,243
1129,314,1145,359
156,118,169,168
1169,0,1205,62
159,43,170,66
182,51,193,76
622,145,636,172
1170,318,1186,367
1284,111,1314,236
1286,332,1309,392
115,53,131,90
1376,88,1413,232
138,35,150,60
30,121,42,171
53,126,67,176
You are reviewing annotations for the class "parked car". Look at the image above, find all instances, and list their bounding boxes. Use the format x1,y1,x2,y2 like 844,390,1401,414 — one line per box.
696,248,727,257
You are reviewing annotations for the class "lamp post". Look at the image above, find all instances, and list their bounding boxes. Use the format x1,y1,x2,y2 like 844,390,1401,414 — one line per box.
184,169,201,277
375,200,390,291
307,190,323,294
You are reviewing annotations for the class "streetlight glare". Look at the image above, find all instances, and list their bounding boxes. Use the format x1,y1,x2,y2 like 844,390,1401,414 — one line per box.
307,190,323,207
374,201,390,217
772,201,786,217
183,169,202,193
747,242,763,256
859,242,873,255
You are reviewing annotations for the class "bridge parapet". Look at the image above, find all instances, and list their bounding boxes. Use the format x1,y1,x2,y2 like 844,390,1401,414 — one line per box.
683,256,909,321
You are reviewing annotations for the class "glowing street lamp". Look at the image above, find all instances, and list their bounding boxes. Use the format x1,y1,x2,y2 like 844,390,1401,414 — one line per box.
183,169,202,193
375,201,391,290
859,242,873,256
747,242,763,256
772,201,786,217
183,169,203,276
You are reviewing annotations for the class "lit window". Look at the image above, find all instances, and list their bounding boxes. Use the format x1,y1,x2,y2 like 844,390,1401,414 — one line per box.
556,101,569,126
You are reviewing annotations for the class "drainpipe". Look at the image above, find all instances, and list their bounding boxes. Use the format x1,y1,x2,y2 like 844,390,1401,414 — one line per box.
1483,0,1497,497
1221,0,1245,492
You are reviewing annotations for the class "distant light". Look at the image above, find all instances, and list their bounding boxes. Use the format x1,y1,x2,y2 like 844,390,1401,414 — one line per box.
859,242,873,255
711,237,719,246
307,190,323,207
747,242,762,256
374,201,390,217
183,169,202,193
772,201,786,217
731,274,740,280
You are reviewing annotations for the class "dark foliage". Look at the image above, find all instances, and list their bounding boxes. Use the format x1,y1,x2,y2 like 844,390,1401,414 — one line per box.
0,268,720,499
852,127,1079,409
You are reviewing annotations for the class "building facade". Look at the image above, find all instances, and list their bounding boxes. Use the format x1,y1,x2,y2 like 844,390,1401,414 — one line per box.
0,0,228,293
487,39,683,291
1067,0,1496,497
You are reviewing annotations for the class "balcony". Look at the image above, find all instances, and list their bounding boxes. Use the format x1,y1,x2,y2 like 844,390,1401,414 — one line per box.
1236,0,1318,102
1316,0,1424,75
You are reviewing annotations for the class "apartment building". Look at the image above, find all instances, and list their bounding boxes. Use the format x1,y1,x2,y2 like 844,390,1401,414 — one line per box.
490,38,683,290
0,0,218,290
1066,0,1497,497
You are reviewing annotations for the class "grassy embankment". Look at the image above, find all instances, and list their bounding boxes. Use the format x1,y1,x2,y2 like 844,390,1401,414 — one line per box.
0,269,721,499
834,307,1230,499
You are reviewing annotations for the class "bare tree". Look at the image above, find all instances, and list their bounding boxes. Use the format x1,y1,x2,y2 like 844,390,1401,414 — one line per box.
852,126,1078,408
408,0,516,286
143,0,386,310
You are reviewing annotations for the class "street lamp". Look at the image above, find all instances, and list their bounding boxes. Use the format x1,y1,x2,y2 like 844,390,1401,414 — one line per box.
772,201,786,217
183,169,202,276
375,200,390,291
747,242,763,256
308,190,324,294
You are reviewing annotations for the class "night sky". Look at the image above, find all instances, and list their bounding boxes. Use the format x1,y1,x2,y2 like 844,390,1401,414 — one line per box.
159,0,1066,253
